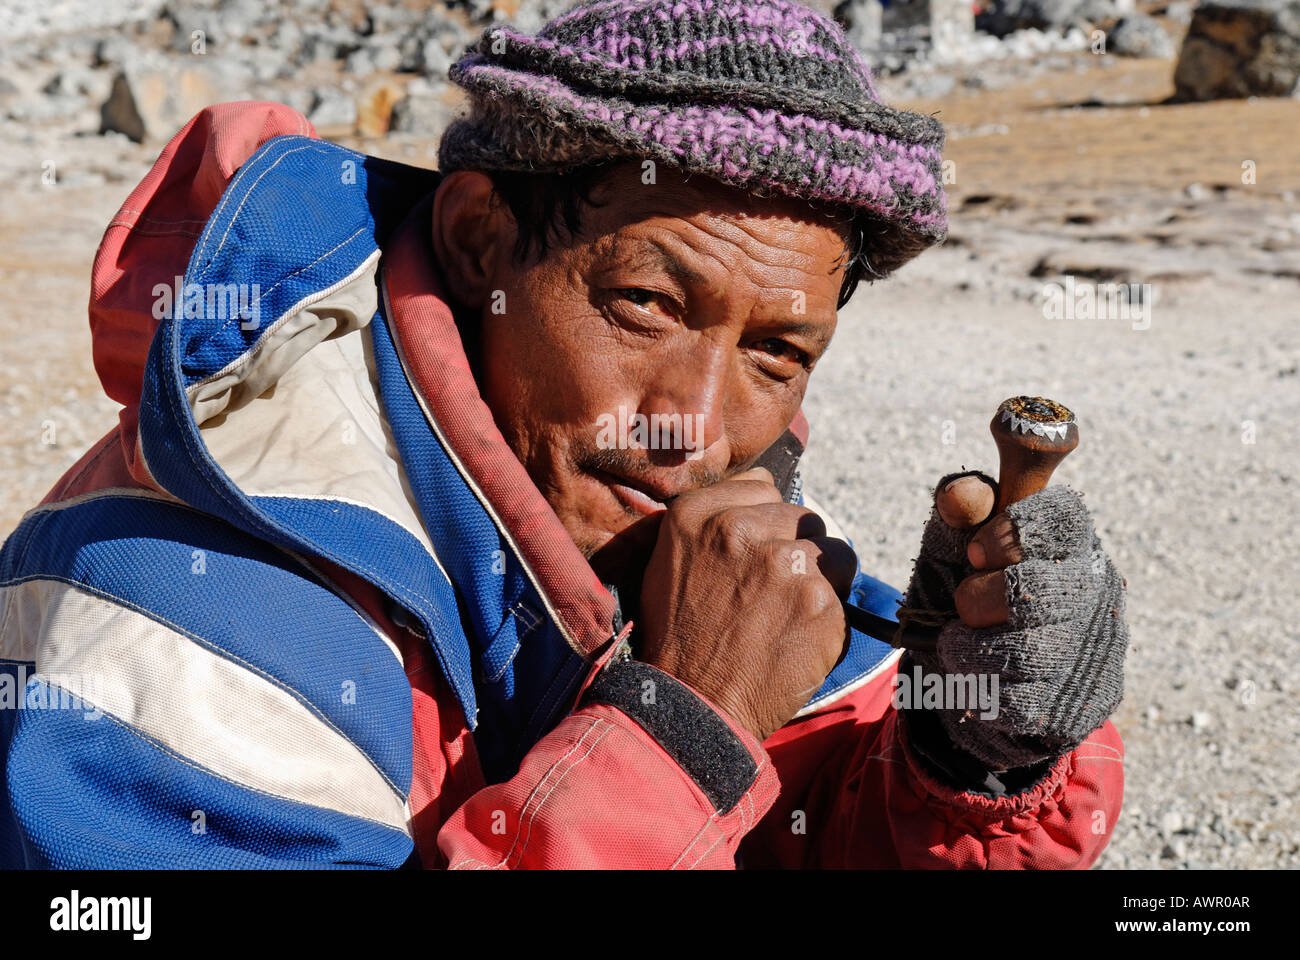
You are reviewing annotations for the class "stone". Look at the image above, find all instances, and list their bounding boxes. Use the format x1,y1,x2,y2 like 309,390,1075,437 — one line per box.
267,21,304,61
834,0,885,52
94,35,136,69
977,0,1086,37
930,0,978,60
418,38,453,78
42,68,97,98
345,47,376,76
1076,0,1121,24
369,40,404,74
99,58,248,143
1109,14,1177,57
356,79,406,136
1174,0,1300,100
307,87,357,132
390,90,461,137
509,0,576,34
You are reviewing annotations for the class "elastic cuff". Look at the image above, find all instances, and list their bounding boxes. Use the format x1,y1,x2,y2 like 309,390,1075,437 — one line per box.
580,659,759,814
897,706,1073,818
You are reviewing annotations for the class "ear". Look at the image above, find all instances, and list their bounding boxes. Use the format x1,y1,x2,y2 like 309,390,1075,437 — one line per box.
430,170,513,310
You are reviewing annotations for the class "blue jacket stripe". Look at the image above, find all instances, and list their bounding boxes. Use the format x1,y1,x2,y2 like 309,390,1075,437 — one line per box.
0,493,412,793
6,696,410,869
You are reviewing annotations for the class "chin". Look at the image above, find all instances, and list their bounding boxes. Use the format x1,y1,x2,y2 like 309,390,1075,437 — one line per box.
576,510,663,585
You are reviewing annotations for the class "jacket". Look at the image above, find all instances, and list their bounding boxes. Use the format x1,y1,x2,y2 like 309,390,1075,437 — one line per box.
0,102,1124,869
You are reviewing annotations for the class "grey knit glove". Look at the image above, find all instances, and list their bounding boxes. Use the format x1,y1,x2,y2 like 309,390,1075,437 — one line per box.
900,472,1130,772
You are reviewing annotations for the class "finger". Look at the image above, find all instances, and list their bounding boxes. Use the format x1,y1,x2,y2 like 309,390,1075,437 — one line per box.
732,501,828,541
934,471,997,530
1005,556,1100,629
953,569,1009,628
675,466,784,515
1003,485,1095,562
714,466,785,505
967,513,1022,570
804,535,858,599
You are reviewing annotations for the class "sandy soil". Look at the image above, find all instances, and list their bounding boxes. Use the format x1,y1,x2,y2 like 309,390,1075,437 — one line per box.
0,51,1296,868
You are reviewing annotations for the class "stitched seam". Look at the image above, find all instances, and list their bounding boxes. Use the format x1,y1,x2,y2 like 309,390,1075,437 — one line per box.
194,226,369,349
464,716,603,869
686,825,728,869
49,432,116,500
158,269,459,631
106,223,203,238
670,817,720,869
511,719,611,867
797,646,902,717
186,250,380,392
194,141,324,272
159,332,456,630
377,283,598,657
119,210,211,224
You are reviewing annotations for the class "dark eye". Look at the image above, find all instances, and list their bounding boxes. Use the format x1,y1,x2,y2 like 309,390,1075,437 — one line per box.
754,338,810,366
618,288,656,306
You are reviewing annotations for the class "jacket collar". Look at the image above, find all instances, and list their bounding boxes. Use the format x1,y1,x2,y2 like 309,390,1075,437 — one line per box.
379,197,618,659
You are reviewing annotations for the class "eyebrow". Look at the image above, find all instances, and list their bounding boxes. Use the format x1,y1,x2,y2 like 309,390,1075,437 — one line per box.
611,237,711,288
774,319,835,340
607,236,837,341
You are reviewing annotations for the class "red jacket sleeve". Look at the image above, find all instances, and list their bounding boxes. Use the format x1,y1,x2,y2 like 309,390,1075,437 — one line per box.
742,654,1125,869
436,654,780,869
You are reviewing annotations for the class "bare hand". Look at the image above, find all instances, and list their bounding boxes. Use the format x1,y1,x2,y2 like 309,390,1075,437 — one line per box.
638,467,857,741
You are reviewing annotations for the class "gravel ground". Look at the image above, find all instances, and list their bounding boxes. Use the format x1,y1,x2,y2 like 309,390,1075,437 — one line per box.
804,248,1299,870
0,8,1296,870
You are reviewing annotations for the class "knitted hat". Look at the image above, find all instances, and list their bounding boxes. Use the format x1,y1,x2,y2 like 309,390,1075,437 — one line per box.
437,0,948,276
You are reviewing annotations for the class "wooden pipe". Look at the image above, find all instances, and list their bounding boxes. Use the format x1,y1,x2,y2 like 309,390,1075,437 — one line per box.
844,396,1079,650
990,396,1079,514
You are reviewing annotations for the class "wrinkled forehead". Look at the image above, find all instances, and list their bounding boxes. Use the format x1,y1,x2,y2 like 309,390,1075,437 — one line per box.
585,160,852,240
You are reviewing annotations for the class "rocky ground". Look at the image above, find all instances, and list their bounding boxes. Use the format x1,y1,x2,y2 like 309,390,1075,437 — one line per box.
0,0,1296,869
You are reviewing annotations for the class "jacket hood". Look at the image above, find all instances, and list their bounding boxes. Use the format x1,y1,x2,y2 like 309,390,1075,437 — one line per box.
85,102,630,776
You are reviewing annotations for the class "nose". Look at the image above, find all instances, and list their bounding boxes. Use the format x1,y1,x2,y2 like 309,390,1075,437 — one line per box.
638,338,728,467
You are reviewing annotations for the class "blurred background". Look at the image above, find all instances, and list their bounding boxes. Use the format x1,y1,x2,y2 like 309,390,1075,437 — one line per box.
0,0,1296,868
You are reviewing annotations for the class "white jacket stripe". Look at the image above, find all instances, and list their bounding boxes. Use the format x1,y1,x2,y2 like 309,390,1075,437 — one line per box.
3,578,409,834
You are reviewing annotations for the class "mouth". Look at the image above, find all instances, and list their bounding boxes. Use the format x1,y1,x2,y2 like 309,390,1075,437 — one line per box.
590,469,672,517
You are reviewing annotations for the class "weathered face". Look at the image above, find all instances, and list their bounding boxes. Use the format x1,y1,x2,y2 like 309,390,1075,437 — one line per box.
431,161,848,582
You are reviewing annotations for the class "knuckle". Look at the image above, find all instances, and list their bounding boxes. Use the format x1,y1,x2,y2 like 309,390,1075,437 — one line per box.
795,574,838,615
708,509,759,559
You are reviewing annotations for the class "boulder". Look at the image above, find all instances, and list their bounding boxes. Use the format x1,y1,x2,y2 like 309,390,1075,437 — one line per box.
977,0,1087,36
306,87,357,133
356,79,406,136
100,58,248,143
1173,0,1300,99
1109,13,1177,57
834,0,885,51
390,89,462,137
1075,0,1121,24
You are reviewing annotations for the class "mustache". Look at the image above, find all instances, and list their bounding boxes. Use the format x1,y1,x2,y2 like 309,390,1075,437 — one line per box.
575,443,726,498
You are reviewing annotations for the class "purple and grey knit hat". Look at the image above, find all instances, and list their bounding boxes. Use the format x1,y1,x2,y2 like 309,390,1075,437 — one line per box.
437,0,947,275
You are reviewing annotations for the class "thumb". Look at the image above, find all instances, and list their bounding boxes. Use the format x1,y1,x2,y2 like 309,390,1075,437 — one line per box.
899,470,999,632
933,470,997,530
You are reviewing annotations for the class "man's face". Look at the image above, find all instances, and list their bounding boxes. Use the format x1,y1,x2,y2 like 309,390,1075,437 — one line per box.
444,162,848,582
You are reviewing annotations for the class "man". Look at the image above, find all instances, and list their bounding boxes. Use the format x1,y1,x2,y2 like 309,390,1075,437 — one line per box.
0,0,1127,868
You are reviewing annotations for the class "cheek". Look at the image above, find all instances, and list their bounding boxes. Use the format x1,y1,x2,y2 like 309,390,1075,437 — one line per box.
477,282,624,465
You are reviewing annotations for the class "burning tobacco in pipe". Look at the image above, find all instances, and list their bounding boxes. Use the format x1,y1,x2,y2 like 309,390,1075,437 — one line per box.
843,396,1079,650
